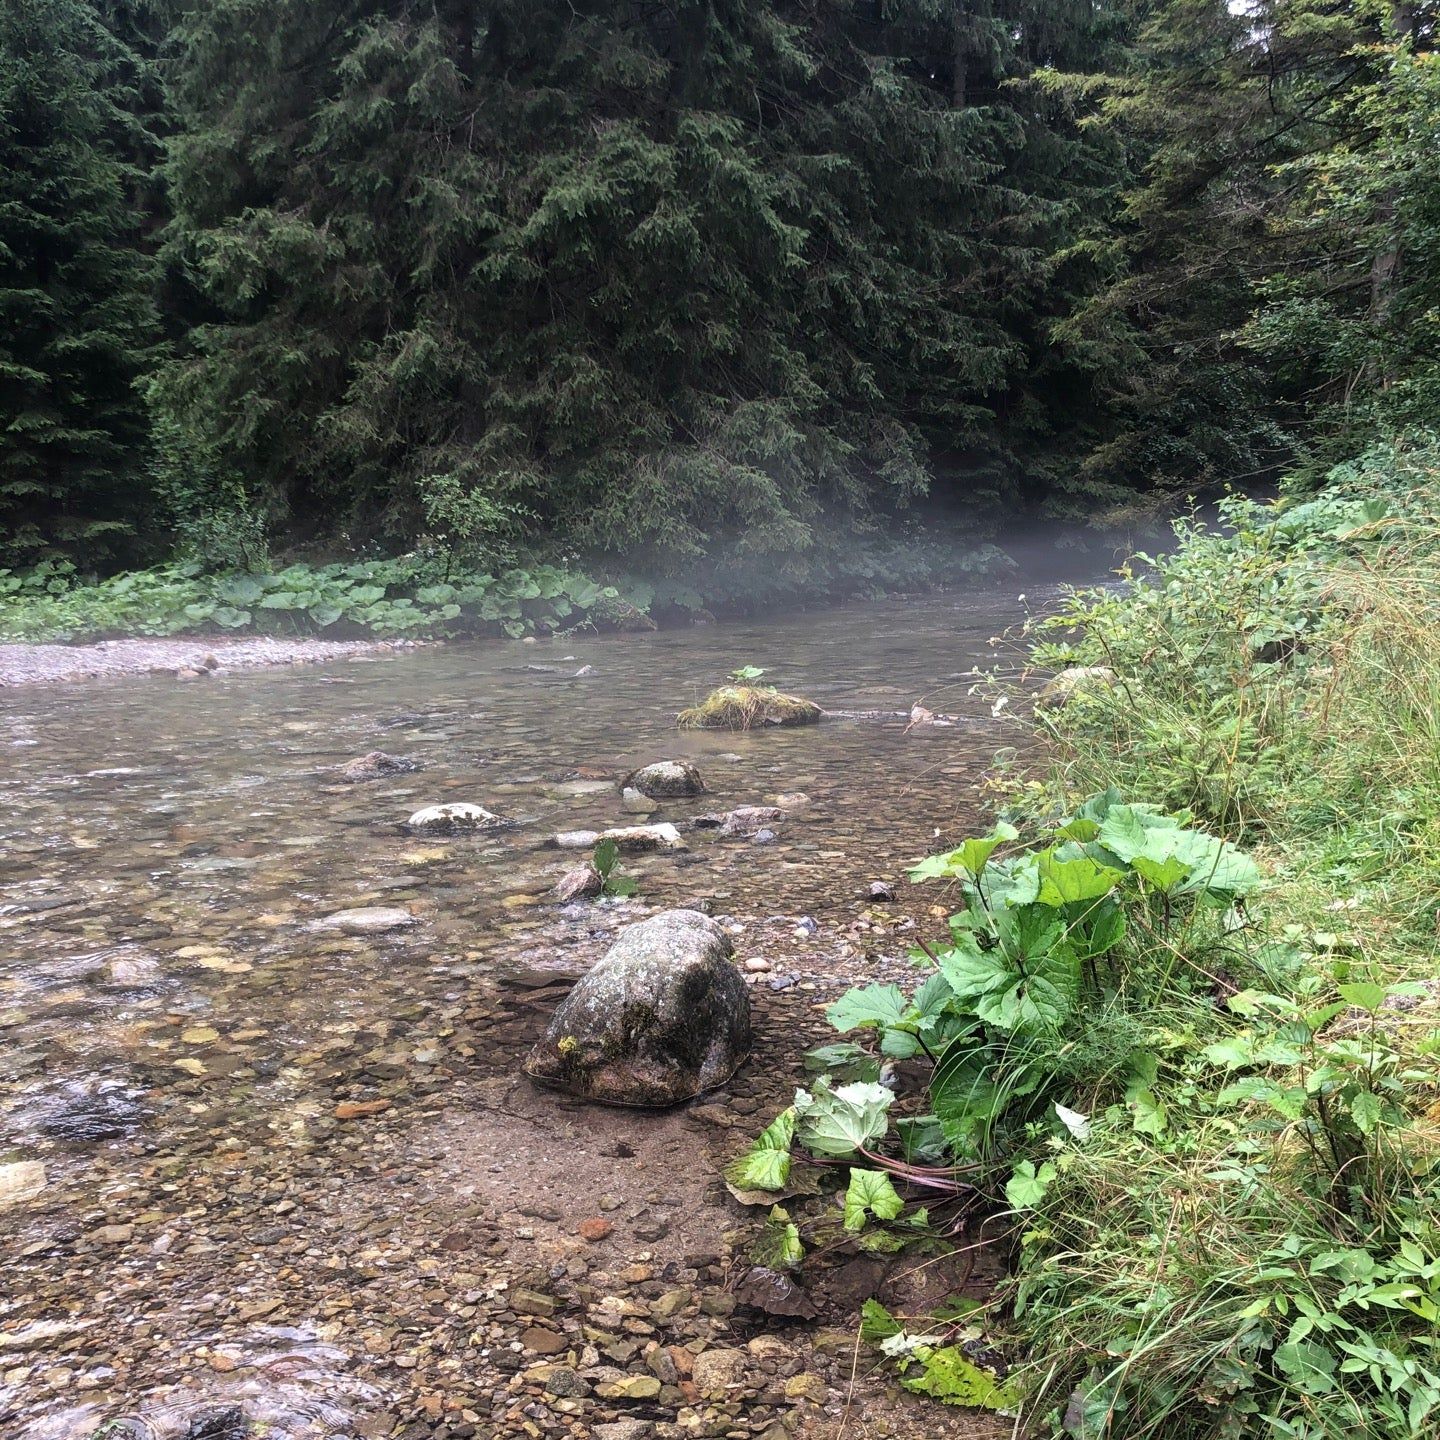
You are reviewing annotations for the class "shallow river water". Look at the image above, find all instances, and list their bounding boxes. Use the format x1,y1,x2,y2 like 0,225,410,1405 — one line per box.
0,573,1098,1440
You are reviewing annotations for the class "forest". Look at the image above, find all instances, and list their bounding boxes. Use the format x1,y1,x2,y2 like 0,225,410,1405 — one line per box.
9,6,1440,1440
5,0,1437,595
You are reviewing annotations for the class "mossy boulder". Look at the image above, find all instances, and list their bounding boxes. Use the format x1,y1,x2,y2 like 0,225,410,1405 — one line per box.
524,910,750,1106
624,760,706,798
677,686,822,730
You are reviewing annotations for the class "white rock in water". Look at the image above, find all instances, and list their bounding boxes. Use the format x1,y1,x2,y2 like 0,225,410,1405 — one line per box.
405,802,504,832
549,824,687,853
313,907,417,935
0,1161,47,1209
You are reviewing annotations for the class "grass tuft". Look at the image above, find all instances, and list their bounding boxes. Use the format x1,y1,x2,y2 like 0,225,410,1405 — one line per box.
677,684,823,729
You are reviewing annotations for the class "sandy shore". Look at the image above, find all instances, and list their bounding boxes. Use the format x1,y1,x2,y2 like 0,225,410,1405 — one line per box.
0,636,414,687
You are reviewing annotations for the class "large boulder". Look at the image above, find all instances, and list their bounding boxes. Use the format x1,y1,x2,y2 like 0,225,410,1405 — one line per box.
624,760,706,799
525,910,750,1106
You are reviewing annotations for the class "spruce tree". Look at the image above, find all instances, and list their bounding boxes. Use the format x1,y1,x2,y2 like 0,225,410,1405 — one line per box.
156,0,1130,567
0,0,161,564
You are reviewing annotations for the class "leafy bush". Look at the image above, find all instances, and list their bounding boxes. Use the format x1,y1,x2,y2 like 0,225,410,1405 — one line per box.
0,557,642,643
991,435,1440,1438
1024,436,1440,834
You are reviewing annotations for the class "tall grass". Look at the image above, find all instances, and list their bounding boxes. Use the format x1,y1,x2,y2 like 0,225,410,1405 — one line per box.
1002,440,1440,1439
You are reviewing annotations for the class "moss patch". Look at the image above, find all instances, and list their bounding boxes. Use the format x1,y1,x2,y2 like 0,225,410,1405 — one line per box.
677,685,823,730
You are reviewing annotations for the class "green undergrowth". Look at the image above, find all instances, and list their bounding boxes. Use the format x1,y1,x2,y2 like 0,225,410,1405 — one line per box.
0,525,1010,643
732,435,1440,1436
992,437,1440,1436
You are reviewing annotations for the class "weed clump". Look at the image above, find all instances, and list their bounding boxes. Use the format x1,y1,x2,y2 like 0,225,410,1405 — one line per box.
677,684,822,730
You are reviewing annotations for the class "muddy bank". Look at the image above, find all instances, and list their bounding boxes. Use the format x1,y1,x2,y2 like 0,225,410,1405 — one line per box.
0,637,418,687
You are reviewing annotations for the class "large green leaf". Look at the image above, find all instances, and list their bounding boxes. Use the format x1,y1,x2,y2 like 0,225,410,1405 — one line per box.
908,822,1018,882
843,1168,905,1232
725,1108,796,1192
1036,851,1125,907
826,984,909,1033
898,1345,1021,1410
793,1079,893,1157
216,575,265,605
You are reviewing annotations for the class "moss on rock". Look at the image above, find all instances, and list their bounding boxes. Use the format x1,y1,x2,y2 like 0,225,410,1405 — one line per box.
677,685,822,730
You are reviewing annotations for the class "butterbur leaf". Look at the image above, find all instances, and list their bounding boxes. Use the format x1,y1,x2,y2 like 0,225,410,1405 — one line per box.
908,823,1019,883
1132,854,1188,892
725,1108,795,1192
1130,1087,1167,1136
734,1266,817,1318
759,1205,804,1267
826,984,908,1033
1004,1159,1056,1209
793,1079,893,1157
844,1169,905,1232
1036,852,1124,906
897,1345,1021,1410
216,575,265,605
860,1298,903,1343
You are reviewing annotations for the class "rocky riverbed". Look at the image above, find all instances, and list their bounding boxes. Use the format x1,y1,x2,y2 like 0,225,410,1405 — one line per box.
0,589,1070,1440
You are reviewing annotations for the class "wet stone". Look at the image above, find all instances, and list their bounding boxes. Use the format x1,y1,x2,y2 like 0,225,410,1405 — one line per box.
521,1326,570,1355
312,907,416,935
525,910,750,1106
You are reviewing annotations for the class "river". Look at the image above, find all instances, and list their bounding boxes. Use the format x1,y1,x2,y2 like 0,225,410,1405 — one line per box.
0,573,1094,1440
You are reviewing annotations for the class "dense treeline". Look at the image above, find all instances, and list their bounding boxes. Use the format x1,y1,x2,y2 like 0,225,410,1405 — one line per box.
1,0,1436,573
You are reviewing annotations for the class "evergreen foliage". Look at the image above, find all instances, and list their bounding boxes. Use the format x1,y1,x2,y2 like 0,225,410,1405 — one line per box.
152,0,1125,566
0,0,162,564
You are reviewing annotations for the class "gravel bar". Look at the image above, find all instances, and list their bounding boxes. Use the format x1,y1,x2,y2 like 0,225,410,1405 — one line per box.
0,636,416,687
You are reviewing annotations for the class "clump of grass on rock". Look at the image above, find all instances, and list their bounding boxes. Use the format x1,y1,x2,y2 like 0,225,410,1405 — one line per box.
678,665,822,730
677,685,822,729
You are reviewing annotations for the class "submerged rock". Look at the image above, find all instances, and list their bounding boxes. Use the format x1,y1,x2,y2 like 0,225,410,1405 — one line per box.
624,759,706,799
677,685,822,730
525,910,750,1105
312,906,416,935
553,864,603,902
719,805,784,837
337,750,420,782
620,787,658,816
404,802,506,832
0,1160,46,1209
549,824,686,853
1036,666,1117,710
